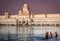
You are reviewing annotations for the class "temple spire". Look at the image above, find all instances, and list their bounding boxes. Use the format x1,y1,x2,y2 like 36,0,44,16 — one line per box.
22,3,30,14
23,3,29,11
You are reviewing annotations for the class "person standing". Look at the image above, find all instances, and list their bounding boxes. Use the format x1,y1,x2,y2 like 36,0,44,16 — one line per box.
50,32,53,38
55,32,58,39
45,32,49,40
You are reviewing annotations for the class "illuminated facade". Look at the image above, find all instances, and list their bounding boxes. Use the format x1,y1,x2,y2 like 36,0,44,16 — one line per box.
0,3,60,26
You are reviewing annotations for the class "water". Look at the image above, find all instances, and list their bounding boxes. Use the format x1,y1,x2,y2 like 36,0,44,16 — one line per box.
0,26,60,41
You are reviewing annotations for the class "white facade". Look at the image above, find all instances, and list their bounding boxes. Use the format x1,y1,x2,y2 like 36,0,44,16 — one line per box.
0,3,60,25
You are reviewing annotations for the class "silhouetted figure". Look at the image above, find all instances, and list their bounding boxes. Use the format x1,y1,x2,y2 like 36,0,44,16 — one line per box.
45,32,49,40
50,32,53,38
55,32,58,39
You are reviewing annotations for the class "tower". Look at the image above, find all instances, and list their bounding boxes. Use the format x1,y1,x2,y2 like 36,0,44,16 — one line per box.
22,3,30,14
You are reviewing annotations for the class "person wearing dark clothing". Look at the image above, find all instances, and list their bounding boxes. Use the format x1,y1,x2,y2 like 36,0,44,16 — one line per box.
45,32,49,39
55,32,58,39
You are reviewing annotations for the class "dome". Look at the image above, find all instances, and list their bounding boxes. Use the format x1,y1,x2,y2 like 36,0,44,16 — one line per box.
5,12,8,15
23,3,29,11
24,3,28,7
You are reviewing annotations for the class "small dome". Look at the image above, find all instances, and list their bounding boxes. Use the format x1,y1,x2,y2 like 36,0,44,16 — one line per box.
5,12,8,15
19,10,21,14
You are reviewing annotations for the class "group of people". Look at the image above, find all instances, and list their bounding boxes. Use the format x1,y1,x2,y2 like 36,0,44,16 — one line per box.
45,32,58,39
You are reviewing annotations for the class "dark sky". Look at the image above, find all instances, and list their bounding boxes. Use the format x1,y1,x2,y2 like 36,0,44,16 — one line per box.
0,0,60,15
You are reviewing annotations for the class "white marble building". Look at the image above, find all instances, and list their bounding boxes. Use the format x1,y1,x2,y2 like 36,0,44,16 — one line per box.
0,3,60,26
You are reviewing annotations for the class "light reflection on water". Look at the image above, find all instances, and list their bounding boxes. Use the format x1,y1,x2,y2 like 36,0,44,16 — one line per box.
0,26,60,41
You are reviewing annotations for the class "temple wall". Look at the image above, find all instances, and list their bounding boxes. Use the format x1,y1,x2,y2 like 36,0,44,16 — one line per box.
0,19,16,25
47,14,60,18
0,15,6,19
0,14,60,25
33,14,60,21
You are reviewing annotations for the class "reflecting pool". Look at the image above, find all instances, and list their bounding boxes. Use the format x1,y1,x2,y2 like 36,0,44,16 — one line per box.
0,26,60,41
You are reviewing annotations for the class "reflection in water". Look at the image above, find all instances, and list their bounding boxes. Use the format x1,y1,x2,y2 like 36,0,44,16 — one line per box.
0,26,60,41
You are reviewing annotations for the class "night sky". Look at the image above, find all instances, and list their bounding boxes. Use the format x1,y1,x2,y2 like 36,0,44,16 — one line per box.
0,0,60,15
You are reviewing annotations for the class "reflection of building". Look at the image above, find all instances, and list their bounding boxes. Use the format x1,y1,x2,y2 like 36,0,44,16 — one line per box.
0,3,60,26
